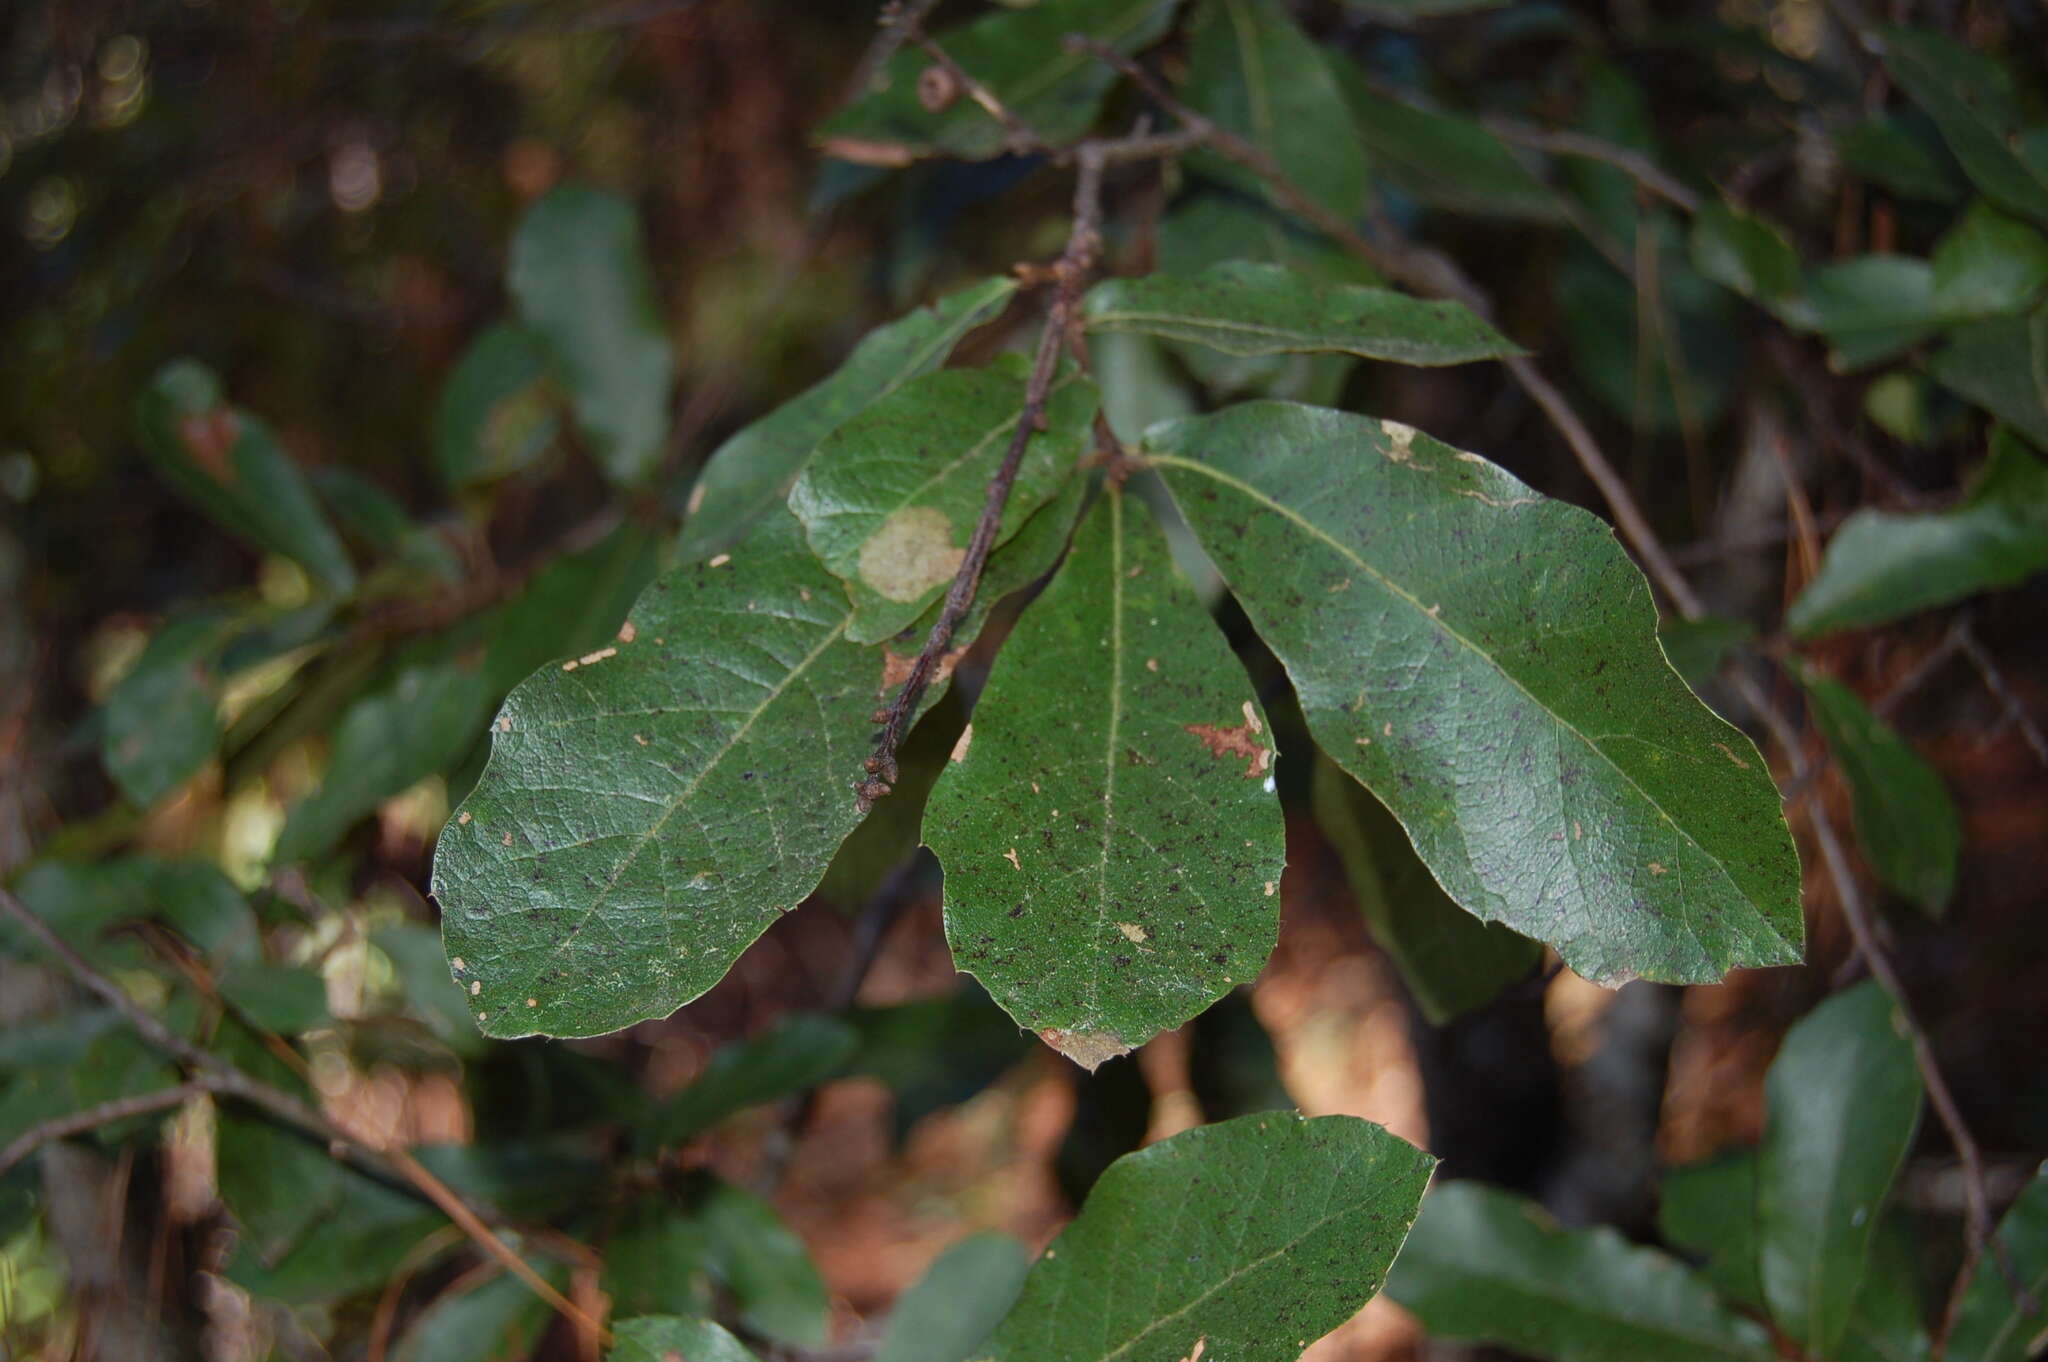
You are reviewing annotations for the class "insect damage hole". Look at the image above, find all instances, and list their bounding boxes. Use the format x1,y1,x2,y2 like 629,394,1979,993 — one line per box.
1183,700,1273,778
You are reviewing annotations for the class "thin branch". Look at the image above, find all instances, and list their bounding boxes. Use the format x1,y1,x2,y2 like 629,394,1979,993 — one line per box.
1484,121,1704,214
861,144,1108,808
0,1083,209,1176
842,0,946,109
905,27,1047,155
1958,626,2048,769
0,886,607,1348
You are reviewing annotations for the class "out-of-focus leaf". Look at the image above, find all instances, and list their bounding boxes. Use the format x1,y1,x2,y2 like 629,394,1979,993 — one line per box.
1690,202,1802,303
436,510,889,1040
1183,0,1369,220
1928,310,2048,450
99,611,229,806
697,1180,830,1348
987,1113,1433,1362
1779,256,1943,371
1186,986,1293,1120
373,923,489,1057
1881,29,2048,227
606,1202,715,1321
1799,673,1961,914
274,659,493,863
311,467,460,582
818,0,1181,164
789,360,1094,643
675,277,1017,563
1841,1214,1931,1362
1790,427,2048,634
482,522,663,695
393,1261,561,1362
1338,0,1508,14
1931,202,2048,317
1158,194,1378,285
412,1141,606,1224
646,1014,857,1149
926,490,1286,1068
1757,982,1923,1359
1558,240,1740,433
1328,63,1567,223
1054,1050,1153,1205
1390,1181,1776,1362
1660,1151,1764,1309
1836,116,1963,204
1095,331,1200,445
1083,261,1519,365
610,1317,760,1362
844,989,1036,1136
1658,615,1754,693
218,1116,444,1304
433,323,561,488
0,1010,182,1149
875,1232,1031,1362
217,960,331,1034
1149,403,1802,986
2,858,252,968
134,360,356,594
508,185,674,486
1311,756,1538,1024
1947,1166,2048,1362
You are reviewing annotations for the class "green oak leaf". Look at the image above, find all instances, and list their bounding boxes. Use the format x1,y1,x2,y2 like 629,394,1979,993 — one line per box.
507,185,674,487
1799,672,1961,915
789,359,1095,644
135,360,356,595
1790,427,2048,635
1311,755,1539,1024
926,489,1285,1068
1083,261,1521,365
875,1232,1031,1362
982,1112,1434,1362
1147,402,1802,987
676,277,1017,564
817,0,1182,164
1182,0,1369,221
1757,982,1923,1360
434,509,895,1039
1390,1181,1776,1362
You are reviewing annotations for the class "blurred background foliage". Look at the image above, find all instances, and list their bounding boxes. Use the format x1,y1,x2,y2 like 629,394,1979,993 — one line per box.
3,0,2047,1359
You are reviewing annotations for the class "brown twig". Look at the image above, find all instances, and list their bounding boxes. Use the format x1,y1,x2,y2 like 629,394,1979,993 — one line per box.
842,0,946,109
859,144,1111,808
0,1083,209,1176
904,26,1047,155
1958,625,2048,770
1484,120,1704,214
0,885,608,1347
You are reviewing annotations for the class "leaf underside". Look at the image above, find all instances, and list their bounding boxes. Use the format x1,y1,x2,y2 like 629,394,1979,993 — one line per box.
927,489,1285,1067
1148,402,1803,986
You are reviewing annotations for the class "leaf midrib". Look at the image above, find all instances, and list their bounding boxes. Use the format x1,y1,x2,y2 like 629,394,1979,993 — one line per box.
1084,493,1128,1024
520,611,854,983
1150,451,1781,961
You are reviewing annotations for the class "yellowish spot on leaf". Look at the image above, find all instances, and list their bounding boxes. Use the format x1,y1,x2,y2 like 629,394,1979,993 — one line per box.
633,733,649,746
1649,861,1668,875
1380,419,1419,462
501,831,513,847
1117,921,1149,944
1038,1027,1132,1072
1713,742,1751,769
1146,657,1159,672
457,811,471,825
616,620,637,644
859,505,965,602
707,553,732,568
1004,847,1021,870
469,981,481,996
577,647,617,666
950,723,974,763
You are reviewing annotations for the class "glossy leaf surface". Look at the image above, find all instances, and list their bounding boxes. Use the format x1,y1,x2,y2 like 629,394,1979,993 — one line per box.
1083,261,1519,365
1757,982,1923,1359
1947,1167,2048,1362
1182,0,1369,219
1312,757,1539,1023
676,278,1017,563
983,1112,1434,1362
1149,402,1802,986
1390,1181,1775,1362
818,0,1181,164
790,361,1094,644
1800,673,1960,914
1790,428,2048,635
435,511,886,1038
926,491,1286,1067
508,185,674,486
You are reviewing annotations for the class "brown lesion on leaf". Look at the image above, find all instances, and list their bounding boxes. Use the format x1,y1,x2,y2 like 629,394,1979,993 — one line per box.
860,505,966,603
177,407,241,482
1183,700,1273,778
878,643,966,697
1038,1026,1132,1072
1713,741,1751,769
